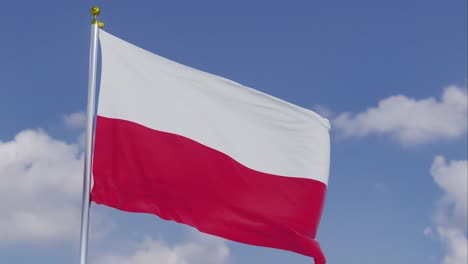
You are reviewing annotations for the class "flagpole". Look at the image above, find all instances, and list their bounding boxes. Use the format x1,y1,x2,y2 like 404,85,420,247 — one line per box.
79,6,103,264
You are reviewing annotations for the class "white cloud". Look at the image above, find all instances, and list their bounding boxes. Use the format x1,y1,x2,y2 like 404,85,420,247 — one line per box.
430,156,467,264
334,85,468,144
95,233,230,264
431,156,468,227
437,227,467,264
63,112,86,130
424,227,433,237
0,129,83,243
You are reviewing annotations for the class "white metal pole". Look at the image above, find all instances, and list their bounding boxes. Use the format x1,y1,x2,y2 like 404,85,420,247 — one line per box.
79,6,102,264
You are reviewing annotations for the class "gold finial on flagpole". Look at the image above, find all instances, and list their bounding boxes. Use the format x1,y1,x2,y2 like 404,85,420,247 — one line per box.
90,6,104,28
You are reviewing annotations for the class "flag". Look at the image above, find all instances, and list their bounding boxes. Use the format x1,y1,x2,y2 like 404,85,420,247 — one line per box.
92,30,331,264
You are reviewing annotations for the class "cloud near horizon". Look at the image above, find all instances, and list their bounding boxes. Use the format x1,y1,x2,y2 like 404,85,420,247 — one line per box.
63,112,87,130
430,156,467,264
94,233,230,264
0,129,83,243
334,85,467,144
0,112,107,244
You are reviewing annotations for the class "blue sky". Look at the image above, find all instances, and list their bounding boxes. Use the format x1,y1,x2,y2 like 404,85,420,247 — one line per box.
0,1,466,264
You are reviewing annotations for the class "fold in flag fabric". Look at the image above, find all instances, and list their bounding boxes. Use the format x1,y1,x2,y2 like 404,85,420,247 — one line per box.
92,29,331,264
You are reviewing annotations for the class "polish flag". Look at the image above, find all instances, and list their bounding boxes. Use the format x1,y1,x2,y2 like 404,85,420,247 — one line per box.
92,30,331,264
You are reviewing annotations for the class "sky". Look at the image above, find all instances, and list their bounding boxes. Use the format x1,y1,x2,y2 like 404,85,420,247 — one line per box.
0,1,466,264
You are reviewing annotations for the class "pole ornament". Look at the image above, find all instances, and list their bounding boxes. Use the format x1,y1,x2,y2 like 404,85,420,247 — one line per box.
91,6,104,28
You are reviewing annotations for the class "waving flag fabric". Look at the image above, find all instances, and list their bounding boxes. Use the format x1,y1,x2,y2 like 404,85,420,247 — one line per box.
91,30,331,264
